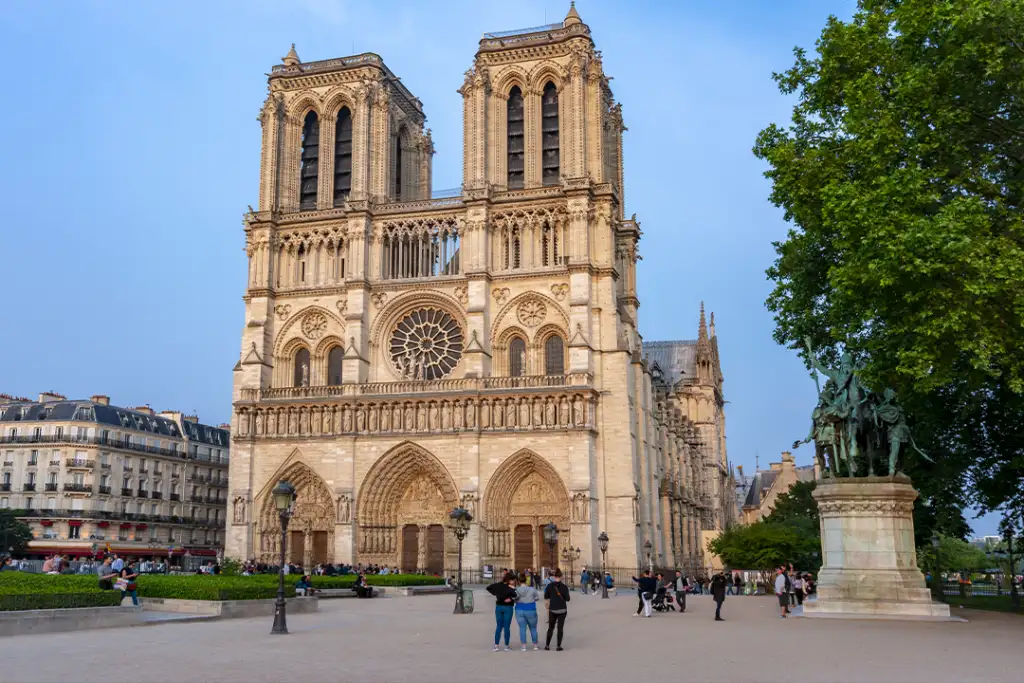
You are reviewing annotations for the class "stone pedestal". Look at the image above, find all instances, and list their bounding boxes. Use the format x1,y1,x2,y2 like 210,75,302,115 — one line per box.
803,476,951,620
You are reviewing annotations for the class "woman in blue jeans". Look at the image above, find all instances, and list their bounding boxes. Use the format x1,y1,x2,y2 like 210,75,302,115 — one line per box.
486,573,519,651
515,575,541,650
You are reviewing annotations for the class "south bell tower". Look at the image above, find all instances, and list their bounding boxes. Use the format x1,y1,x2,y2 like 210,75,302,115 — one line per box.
230,6,721,575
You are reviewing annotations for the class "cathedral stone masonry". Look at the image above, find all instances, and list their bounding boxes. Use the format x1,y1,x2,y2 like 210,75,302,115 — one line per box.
229,5,732,575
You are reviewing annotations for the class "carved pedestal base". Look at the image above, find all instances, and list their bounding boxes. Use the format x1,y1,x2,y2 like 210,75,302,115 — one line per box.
802,476,952,620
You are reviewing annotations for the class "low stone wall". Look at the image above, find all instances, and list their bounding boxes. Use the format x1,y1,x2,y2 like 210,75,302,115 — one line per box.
141,596,319,619
388,585,457,597
0,605,143,637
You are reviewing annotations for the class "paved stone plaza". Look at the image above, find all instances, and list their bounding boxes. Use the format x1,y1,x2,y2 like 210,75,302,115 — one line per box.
2,592,1019,683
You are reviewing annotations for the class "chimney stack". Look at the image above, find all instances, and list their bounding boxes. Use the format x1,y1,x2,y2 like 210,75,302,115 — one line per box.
91,395,110,406
38,391,66,403
134,406,154,416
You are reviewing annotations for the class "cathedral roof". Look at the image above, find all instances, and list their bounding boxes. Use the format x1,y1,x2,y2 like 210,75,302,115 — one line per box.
642,340,697,387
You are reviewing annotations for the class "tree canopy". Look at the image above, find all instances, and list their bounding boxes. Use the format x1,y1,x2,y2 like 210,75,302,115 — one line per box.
754,0,1024,533
708,520,821,574
0,511,32,555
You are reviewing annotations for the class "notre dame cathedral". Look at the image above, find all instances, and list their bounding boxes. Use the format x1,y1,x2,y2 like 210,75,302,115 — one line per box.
228,4,734,575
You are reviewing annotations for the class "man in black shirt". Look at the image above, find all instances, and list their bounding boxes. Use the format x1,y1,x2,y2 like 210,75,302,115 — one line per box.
632,570,658,617
543,568,570,651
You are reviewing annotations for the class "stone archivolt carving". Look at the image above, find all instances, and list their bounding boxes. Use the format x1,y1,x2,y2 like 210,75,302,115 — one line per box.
236,392,595,439
255,461,335,564
550,283,569,301
517,299,547,328
302,311,328,340
274,304,292,320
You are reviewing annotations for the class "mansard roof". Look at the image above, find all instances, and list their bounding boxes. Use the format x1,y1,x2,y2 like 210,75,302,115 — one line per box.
642,340,697,387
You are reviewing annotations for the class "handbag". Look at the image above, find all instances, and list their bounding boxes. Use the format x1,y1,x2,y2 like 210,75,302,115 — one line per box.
127,582,137,591
114,578,129,592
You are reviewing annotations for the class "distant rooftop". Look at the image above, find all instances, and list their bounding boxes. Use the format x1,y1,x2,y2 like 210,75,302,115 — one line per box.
483,23,562,40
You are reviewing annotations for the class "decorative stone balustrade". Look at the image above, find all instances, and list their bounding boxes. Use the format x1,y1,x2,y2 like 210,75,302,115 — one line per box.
235,382,596,439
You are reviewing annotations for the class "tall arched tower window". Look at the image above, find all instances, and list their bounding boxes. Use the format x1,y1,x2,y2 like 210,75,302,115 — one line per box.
509,338,527,377
327,347,343,386
299,111,320,210
541,81,560,186
544,335,565,375
293,348,311,387
393,130,404,199
333,107,352,205
507,86,525,189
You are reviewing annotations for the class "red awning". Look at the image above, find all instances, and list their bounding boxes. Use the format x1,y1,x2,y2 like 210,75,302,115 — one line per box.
68,520,82,527
119,523,132,529
135,524,148,530
97,521,110,528
186,549,217,557
39,520,53,526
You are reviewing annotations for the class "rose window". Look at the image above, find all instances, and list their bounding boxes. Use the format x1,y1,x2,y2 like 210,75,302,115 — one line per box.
389,308,464,380
517,299,547,327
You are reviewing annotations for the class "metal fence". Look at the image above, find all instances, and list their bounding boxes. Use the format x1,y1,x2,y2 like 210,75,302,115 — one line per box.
940,581,1022,597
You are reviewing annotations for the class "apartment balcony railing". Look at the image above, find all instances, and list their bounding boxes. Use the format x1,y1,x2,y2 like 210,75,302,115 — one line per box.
151,491,163,500
0,433,187,459
123,467,134,473
189,495,204,503
27,460,38,467
169,493,180,501
100,463,111,470
44,483,58,491
121,487,133,496
48,461,60,467
63,483,92,493
66,459,95,469
139,468,149,474
22,483,36,492
0,483,10,491
16,508,216,527
98,486,111,495
205,496,222,505
2,461,12,467
136,490,149,499
240,373,592,402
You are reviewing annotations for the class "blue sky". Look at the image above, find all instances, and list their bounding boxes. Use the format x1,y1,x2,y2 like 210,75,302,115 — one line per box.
0,1,994,534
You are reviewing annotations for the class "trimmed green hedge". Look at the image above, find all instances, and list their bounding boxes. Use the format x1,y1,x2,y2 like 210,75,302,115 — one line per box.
0,571,443,608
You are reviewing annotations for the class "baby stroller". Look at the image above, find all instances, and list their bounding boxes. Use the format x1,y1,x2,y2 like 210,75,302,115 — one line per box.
652,586,676,612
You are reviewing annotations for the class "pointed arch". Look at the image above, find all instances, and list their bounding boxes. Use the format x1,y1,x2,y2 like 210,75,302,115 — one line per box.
484,449,570,530
357,442,459,526
254,456,335,565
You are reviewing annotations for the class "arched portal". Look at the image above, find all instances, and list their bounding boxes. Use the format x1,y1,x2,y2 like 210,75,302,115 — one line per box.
483,450,570,572
255,460,335,568
356,443,459,572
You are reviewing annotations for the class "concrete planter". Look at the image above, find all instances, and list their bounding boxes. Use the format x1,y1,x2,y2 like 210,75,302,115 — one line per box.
140,596,319,619
0,605,143,637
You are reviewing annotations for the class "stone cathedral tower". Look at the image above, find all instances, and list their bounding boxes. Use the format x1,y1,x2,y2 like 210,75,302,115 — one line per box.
228,5,731,574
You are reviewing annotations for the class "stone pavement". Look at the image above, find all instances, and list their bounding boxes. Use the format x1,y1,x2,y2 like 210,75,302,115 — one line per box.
2,591,1019,683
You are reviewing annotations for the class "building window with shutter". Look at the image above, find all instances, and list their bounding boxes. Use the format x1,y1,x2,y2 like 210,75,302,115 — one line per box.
299,111,320,210
333,107,352,205
544,335,565,376
541,81,559,185
507,86,525,189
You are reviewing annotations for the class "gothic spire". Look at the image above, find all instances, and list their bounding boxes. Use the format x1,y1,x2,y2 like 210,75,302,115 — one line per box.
709,311,716,338
282,43,301,67
697,301,708,343
564,1,582,26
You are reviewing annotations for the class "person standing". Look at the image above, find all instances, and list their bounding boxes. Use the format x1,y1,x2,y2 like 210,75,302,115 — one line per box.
631,570,657,617
711,573,726,621
515,575,542,651
543,569,570,651
111,553,124,573
580,567,589,595
673,570,688,614
734,572,743,596
774,566,789,618
793,571,806,606
487,572,518,652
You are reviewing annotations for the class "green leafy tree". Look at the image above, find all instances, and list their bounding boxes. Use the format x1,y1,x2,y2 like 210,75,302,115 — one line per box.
919,534,989,574
0,510,33,555
708,521,820,575
753,0,1024,534
765,480,819,528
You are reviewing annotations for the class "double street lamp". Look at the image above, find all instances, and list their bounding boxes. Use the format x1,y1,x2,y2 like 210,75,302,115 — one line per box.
561,546,581,589
271,480,295,635
449,507,473,614
598,531,609,599
543,522,559,573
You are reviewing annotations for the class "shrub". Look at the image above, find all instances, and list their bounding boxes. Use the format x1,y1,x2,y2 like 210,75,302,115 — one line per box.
1,592,122,611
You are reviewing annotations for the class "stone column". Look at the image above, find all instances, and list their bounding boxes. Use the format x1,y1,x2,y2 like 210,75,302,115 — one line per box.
803,476,951,620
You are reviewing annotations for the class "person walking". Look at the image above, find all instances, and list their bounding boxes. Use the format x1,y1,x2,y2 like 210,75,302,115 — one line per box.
774,566,789,618
673,570,688,614
580,567,589,595
487,572,518,652
631,570,657,617
118,559,140,606
711,572,726,621
543,569,570,651
793,571,806,606
96,556,117,590
733,572,743,596
515,574,541,651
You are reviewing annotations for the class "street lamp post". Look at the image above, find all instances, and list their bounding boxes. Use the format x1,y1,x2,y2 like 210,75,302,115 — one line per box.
1004,527,1020,611
561,546,581,589
449,507,473,614
270,480,295,635
643,539,653,573
598,532,609,599
930,533,941,599
543,522,559,576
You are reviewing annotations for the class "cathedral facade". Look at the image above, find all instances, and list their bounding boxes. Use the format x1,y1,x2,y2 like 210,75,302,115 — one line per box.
228,6,732,575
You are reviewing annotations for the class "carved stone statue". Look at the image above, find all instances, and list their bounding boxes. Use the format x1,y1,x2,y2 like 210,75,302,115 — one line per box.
300,361,310,387
337,495,351,524
233,497,246,524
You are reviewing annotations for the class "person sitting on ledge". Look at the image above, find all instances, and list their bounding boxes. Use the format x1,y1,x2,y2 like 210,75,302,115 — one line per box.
295,574,316,596
353,572,374,598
